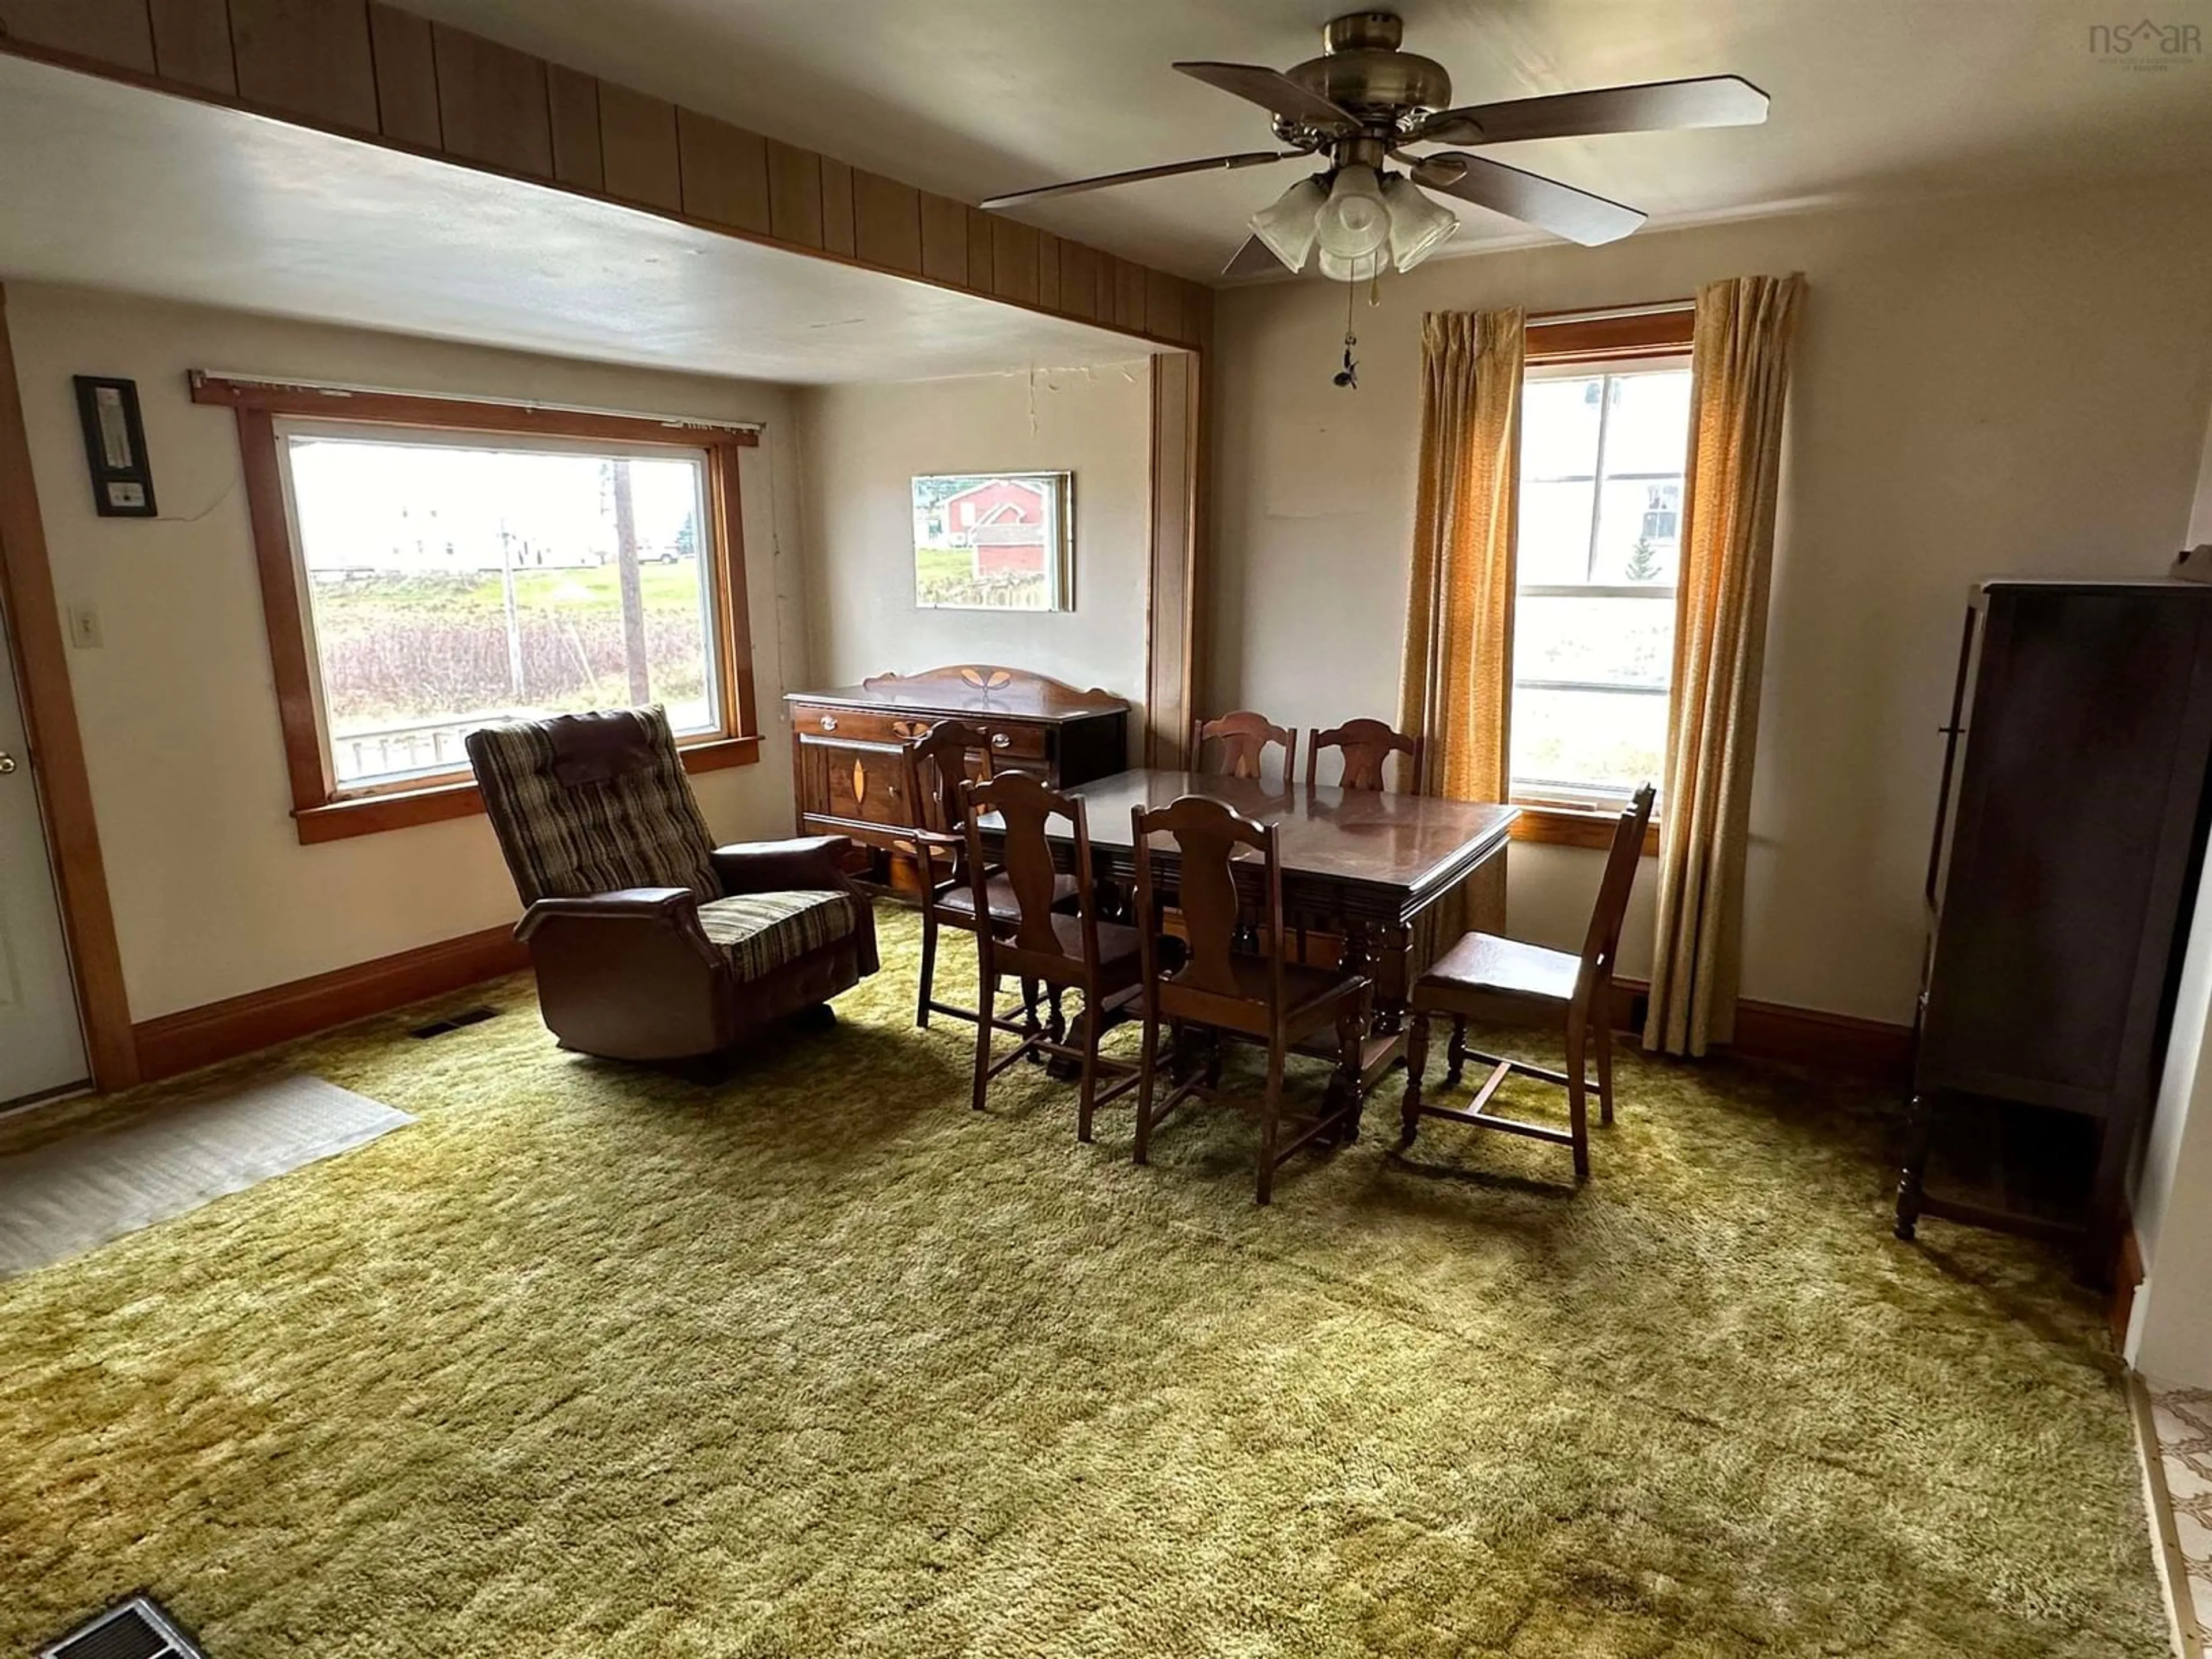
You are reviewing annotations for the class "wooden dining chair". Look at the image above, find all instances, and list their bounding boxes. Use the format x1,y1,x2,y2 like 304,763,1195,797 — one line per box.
1306,719,1422,793
1190,711,1297,787
1129,795,1369,1203
964,772,1144,1141
903,719,1071,1034
1399,785,1654,1181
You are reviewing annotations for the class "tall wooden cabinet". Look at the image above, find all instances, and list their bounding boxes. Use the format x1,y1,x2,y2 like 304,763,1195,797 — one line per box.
786,665,1129,895
1896,579,2212,1273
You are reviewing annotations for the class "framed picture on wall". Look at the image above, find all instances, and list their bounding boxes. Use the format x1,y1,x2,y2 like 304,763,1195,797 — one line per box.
911,471,1073,612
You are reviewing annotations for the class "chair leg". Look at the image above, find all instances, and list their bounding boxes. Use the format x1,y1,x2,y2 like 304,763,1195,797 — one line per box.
1256,1042,1285,1205
972,967,997,1113
1565,1020,1591,1183
1444,1018,1468,1091
1400,1012,1429,1148
1595,1014,1616,1127
915,905,938,1029
1021,976,1042,1039
1077,991,1101,1145
1134,1013,1160,1165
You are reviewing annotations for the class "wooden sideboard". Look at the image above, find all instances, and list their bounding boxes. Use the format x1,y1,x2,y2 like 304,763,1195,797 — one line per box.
787,665,1130,894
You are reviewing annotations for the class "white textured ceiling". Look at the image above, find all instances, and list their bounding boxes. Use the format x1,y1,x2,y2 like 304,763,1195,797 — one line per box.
393,0,2212,282
0,56,1152,384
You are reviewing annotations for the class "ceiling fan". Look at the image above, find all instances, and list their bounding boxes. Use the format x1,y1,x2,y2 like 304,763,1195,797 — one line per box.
979,10,1769,281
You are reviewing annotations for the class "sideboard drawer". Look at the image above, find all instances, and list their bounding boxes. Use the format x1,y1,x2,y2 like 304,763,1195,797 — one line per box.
976,722,1050,763
790,704,928,747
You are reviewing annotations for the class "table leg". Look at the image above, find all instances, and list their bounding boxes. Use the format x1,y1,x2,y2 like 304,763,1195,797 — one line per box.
1372,923,1412,1036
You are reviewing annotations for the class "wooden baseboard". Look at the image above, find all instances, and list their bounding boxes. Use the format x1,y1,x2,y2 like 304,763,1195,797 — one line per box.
132,923,528,1082
1608,978,1913,1080
122,928,1913,1088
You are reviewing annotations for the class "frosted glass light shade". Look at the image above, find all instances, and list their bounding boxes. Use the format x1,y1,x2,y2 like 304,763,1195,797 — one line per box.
1249,176,1327,272
1315,166,1388,260
1382,176,1459,271
1316,245,1382,284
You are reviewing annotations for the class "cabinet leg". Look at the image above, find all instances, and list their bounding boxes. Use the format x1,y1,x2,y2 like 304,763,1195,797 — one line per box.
1894,1090,1935,1241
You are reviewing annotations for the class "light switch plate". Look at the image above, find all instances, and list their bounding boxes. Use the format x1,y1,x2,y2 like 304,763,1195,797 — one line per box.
67,606,101,649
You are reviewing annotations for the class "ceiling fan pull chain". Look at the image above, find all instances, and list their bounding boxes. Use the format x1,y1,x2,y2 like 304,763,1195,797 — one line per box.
1334,276,1359,389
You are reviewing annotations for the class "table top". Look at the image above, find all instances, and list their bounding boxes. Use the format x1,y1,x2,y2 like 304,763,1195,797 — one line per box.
1054,769,1518,899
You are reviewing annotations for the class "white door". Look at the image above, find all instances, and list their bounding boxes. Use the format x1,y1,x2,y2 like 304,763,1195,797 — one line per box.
0,601,88,1105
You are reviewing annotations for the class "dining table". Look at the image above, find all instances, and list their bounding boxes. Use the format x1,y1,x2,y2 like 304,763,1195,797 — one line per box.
1003,767,1520,1101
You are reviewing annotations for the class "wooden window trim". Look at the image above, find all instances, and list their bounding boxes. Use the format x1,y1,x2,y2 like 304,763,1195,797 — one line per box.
1511,802,1662,855
203,375,762,845
1510,302,1694,855
1525,302,1695,365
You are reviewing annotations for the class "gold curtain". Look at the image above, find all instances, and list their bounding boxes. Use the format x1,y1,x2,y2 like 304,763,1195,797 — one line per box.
1397,307,1524,951
1643,273,1806,1057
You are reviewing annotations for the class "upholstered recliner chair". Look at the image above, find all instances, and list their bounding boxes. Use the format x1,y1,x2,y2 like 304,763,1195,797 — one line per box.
466,707,877,1061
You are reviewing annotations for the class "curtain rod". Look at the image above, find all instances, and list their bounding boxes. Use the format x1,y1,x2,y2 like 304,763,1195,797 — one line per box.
188,370,764,436
1527,298,1695,326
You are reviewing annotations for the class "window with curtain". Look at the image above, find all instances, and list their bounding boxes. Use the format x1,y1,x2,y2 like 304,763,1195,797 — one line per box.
1510,347,1692,809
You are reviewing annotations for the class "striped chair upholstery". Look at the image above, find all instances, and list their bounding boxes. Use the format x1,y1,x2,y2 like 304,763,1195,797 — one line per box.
468,707,858,980
467,707,718,906
698,890,859,980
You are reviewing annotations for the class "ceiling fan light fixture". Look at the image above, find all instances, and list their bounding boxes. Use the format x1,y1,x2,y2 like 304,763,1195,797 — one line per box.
1315,164,1389,260
1382,175,1459,271
1315,244,1383,284
1249,175,1327,271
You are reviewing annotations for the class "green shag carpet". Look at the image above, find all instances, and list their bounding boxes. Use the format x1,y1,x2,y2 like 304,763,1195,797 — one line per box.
0,909,2167,1657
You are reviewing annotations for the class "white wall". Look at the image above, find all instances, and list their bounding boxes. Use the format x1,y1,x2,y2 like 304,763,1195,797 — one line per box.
1209,177,2212,1022
795,361,1152,752
8,285,810,1020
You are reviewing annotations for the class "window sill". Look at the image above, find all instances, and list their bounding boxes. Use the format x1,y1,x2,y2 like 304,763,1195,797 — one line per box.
290,734,762,845
1510,801,1661,855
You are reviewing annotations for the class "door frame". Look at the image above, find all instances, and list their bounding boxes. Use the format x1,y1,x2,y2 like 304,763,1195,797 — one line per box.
0,283,138,1090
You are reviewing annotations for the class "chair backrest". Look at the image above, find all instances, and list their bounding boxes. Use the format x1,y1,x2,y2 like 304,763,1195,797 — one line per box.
902,718,993,887
1191,711,1297,787
1579,784,1657,990
465,706,716,906
1131,794,1285,1022
963,770,1097,971
1306,718,1422,793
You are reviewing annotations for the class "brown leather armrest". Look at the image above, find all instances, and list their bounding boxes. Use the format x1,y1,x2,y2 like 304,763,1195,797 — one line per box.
711,836,855,895
516,887,700,941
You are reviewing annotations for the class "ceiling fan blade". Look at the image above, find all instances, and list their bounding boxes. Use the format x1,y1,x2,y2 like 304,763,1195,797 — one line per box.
1412,152,1646,246
1222,235,1292,278
980,150,1296,211
1172,61,1359,131
1412,75,1770,147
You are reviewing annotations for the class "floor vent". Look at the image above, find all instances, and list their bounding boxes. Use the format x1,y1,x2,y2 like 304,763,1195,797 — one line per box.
409,1005,500,1039
40,1596,207,1659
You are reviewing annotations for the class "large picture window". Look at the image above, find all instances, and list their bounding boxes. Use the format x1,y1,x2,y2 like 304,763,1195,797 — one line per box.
201,377,760,843
282,429,724,789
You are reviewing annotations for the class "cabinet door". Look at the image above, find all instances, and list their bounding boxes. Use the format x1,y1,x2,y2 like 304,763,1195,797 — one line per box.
1921,590,2212,1110
799,737,911,830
